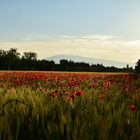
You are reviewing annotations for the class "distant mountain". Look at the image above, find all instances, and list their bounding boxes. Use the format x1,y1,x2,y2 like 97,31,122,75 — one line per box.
46,55,134,68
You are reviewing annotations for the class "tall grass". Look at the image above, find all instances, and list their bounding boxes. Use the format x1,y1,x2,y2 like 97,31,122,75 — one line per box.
0,73,140,140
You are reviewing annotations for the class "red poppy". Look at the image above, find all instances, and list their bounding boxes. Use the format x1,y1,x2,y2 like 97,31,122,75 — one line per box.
39,88,45,93
99,95,104,100
102,91,106,95
31,83,35,87
65,84,70,88
130,96,134,100
130,104,135,111
65,91,70,95
123,74,129,79
15,80,20,86
50,92,56,97
105,80,111,86
73,90,84,97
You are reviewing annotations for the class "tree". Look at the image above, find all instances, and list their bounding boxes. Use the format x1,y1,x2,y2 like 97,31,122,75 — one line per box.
6,48,20,70
21,52,37,70
60,59,68,71
22,52,37,60
135,59,140,73
0,49,7,70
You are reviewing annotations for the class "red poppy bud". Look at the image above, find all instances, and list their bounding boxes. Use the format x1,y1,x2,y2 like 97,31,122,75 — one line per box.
130,104,135,111
130,96,134,100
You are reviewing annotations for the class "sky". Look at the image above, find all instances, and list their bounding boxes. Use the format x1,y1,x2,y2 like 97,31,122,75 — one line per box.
0,0,140,67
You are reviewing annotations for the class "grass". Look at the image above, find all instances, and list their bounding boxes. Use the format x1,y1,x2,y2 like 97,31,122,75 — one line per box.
0,72,140,140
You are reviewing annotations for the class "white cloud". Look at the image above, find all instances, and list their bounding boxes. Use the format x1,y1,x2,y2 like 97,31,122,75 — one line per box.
60,35,114,40
0,35,140,66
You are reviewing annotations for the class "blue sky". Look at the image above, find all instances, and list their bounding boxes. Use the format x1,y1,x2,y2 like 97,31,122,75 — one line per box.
0,0,140,66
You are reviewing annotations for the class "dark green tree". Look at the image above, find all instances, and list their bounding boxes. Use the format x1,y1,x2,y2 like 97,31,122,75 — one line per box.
22,52,37,60
21,52,37,70
6,48,20,70
0,49,7,70
60,59,68,71
135,59,140,73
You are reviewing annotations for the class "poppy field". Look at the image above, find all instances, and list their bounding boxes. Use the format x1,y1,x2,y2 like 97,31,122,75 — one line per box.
0,72,140,140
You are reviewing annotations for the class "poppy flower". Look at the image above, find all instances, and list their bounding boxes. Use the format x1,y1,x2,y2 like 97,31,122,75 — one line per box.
130,104,135,111
73,90,84,97
105,80,111,86
130,96,134,100
65,91,70,95
124,74,129,79
50,92,56,97
31,84,36,88
65,84,70,88
102,91,106,95
39,88,45,93
99,95,105,100
15,80,20,86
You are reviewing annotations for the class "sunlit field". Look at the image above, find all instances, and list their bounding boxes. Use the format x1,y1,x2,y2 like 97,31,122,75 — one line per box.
0,72,140,140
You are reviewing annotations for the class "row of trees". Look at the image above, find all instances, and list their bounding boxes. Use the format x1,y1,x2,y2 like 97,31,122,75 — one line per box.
0,48,137,72
0,48,37,70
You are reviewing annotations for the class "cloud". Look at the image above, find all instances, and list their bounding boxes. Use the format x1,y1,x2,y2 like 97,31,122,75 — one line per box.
60,35,114,40
0,35,140,66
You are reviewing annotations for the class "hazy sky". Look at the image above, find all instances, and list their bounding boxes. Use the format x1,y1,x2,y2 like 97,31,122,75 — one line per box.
0,0,140,66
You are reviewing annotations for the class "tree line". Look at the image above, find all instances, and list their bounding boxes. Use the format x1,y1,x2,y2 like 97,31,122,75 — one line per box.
0,48,137,72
